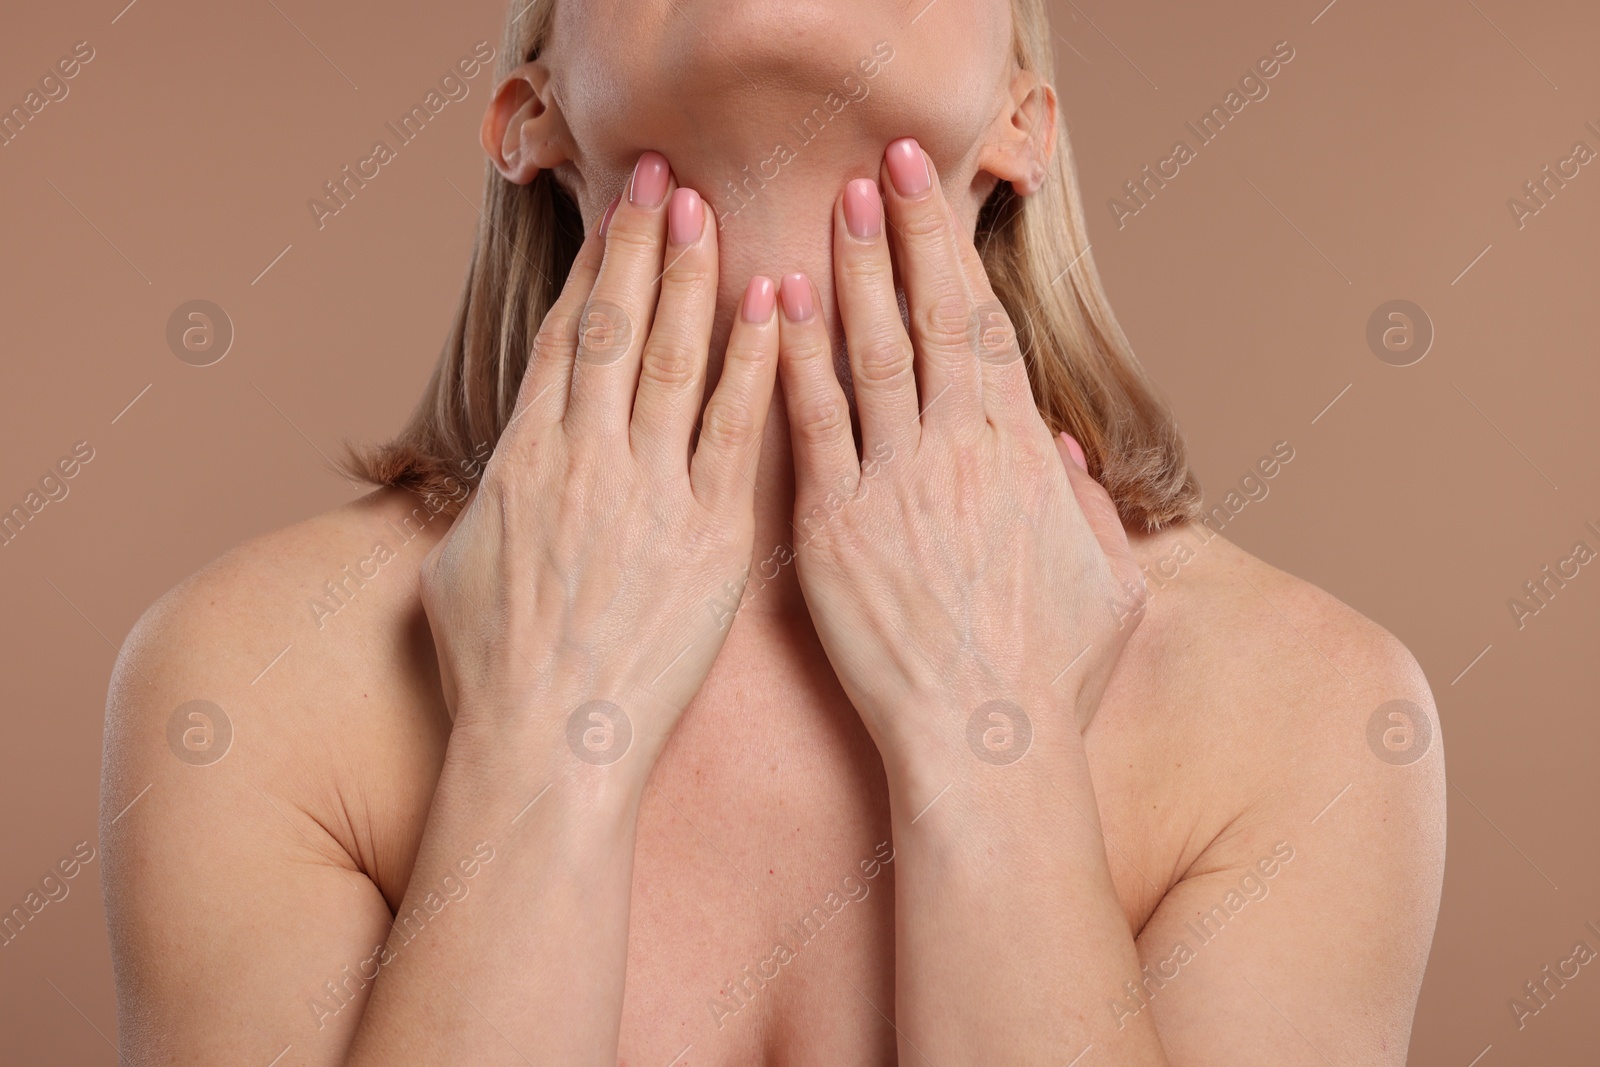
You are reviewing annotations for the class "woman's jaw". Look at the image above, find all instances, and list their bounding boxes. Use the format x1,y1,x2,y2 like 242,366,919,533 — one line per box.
563,112,1006,375
534,0,1023,346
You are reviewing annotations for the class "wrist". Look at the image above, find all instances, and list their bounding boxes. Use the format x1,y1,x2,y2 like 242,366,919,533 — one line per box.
876,688,1091,826
446,700,660,822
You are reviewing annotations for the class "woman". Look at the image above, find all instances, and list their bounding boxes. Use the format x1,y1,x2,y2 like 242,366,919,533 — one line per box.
101,0,1445,1063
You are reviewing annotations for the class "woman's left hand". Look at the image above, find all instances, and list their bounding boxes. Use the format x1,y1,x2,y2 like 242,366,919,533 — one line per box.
774,137,1147,789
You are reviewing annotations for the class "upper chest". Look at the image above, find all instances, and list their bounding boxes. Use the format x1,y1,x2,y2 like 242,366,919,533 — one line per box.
360,607,1199,1067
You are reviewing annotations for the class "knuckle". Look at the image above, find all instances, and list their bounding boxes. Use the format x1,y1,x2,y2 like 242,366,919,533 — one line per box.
531,313,576,365
897,206,949,241
970,300,1019,364
839,248,893,290
722,335,768,378
699,402,754,449
913,287,972,348
603,218,662,258
574,300,635,366
783,328,831,367
853,331,915,385
795,396,848,443
661,258,717,295
639,339,698,389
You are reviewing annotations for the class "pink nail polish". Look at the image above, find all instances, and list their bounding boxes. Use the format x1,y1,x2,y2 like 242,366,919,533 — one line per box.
598,195,620,236
742,276,776,323
780,273,814,322
668,188,703,245
843,179,882,239
1061,432,1088,471
885,138,931,198
630,151,670,208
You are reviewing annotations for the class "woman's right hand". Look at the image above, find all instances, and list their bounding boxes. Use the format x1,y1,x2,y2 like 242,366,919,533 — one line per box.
419,151,780,777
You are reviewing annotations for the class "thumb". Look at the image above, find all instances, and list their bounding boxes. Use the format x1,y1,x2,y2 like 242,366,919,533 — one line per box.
1054,433,1148,613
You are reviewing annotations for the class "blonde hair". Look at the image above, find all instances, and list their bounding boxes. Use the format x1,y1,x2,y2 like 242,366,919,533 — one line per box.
348,0,1203,532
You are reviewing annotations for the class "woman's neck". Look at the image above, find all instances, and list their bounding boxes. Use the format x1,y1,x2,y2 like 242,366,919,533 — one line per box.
705,172,846,622
583,131,987,620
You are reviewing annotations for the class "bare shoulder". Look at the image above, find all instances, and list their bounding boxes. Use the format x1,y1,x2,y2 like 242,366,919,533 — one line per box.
108,488,449,736
102,489,451,897
1103,534,1446,1061
100,492,459,1059
1125,522,1438,744
1112,521,1446,887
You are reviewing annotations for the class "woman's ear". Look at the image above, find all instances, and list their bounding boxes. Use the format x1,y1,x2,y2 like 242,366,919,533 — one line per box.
480,61,571,185
976,69,1058,197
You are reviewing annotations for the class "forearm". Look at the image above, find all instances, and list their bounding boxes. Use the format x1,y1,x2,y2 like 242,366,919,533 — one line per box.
346,711,644,1067
886,725,1170,1065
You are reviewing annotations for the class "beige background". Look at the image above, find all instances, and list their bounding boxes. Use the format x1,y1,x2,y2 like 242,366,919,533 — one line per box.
2,0,1596,1062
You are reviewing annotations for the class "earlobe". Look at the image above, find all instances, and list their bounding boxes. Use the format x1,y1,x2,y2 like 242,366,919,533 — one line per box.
480,61,570,185
978,70,1058,197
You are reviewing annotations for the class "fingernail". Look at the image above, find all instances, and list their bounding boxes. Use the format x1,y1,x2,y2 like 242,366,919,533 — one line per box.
742,275,776,323
885,138,931,198
780,273,814,322
598,195,620,236
843,179,882,240
668,188,704,245
630,151,670,208
1061,432,1088,471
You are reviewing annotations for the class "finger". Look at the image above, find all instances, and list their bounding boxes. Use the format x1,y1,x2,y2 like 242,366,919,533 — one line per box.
833,178,921,456
565,151,675,439
880,137,984,434
691,276,780,511
776,272,862,505
1055,432,1146,611
947,198,1038,430
504,220,607,442
631,186,719,472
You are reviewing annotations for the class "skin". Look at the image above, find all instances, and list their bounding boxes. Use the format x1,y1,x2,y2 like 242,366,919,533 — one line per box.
101,1,1446,1064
